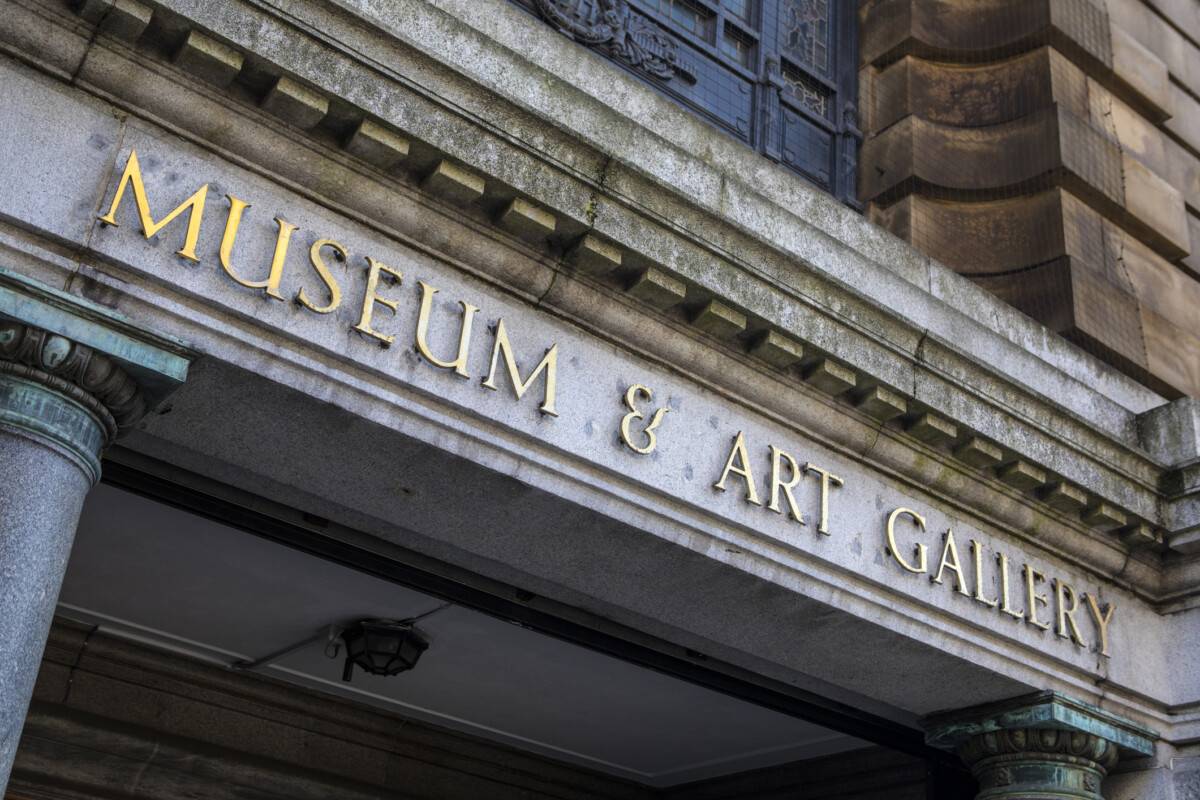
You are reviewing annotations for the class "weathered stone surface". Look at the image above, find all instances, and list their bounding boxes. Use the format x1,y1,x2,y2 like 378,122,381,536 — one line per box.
422,160,485,205
1110,24,1171,120
260,76,328,129
1121,152,1191,258
75,0,151,41
173,29,243,88
748,331,803,369
854,385,906,422
1120,522,1161,549
906,413,957,446
690,300,746,340
0,61,124,244
1041,481,1088,514
498,197,556,242
804,359,856,396
566,234,622,276
996,460,1048,492
343,119,410,170
955,437,1003,469
860,0,1195,405
0,270,189,797
626,268,685,310
1084,502,1128,531
925,690,1157,756
926,691,1159,800
1139,397,1200,468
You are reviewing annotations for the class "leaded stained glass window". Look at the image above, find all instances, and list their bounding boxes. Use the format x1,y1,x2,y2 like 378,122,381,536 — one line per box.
510,0,861,207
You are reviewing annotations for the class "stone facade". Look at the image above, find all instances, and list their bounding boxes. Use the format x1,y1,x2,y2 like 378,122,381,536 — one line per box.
861,0,1200,401
0,0,1197,798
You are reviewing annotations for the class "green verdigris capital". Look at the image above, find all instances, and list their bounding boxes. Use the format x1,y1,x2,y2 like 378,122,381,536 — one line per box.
959,727,1118,800
0,369,108,485
0,268,192,483
925,692,1156,800
0,319,152,483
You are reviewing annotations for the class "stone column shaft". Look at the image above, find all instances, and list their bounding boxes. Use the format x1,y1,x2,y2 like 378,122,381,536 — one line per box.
0,277,189,797
0,394,98,779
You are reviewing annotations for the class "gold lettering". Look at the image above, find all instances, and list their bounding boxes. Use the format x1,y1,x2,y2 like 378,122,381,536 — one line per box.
355,257,404,344
415,281,478,377
714,432,761,506
1054,579,1086,647
997,552,1024,620
97,149,208,262
885,508,927,573
970,540,998,608
1084,593,1116,658
803,464,843,535
931,529,969,595
619,384,669,455
1023,564,1050,631
767,446,805,523
482,319,559,416
218,195,295,300
298,238,347,314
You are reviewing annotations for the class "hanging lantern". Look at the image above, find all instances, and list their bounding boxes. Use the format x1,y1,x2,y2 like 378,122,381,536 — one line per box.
339,618,429,682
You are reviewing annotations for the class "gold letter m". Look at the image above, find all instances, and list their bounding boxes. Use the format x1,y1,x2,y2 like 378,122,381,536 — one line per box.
98,149,209,262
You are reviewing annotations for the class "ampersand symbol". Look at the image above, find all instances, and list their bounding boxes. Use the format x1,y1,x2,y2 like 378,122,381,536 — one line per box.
619,384,669,455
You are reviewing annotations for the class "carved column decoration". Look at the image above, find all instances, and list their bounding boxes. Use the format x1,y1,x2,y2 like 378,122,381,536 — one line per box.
925,692,1156,800
959,727,1119,800
0,320,145,479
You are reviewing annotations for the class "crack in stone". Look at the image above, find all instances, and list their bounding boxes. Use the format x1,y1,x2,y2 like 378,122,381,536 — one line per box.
913,327,930,397
585,154,614,231
861,419,886,459
69,4,111,87
61,624,99,705
128,741,160,795
539,154,614,311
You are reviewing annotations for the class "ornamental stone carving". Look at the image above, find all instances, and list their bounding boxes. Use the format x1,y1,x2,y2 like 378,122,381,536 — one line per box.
532,0,696,84
0,320,145,442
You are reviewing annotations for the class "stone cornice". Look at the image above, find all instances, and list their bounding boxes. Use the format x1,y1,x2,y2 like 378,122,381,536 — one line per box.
5,0,1195,587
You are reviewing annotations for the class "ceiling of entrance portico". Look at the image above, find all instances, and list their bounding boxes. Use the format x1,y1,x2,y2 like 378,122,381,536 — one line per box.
58,484,866,788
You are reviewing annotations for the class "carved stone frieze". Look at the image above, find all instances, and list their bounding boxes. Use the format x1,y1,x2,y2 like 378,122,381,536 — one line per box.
0,320,145,441
531,0,695,83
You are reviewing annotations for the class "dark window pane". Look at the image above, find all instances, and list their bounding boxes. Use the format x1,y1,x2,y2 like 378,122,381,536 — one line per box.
782,63,828,117
515,0,860,206
780,0,830,75
648,0,712,39
724,0,751,22
720,24,755,67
